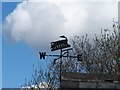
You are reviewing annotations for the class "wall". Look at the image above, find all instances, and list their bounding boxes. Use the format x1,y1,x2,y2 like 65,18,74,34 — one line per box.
61,72,120,89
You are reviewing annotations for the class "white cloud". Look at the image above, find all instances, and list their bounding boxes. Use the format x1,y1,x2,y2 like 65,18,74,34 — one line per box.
3,0,118,50
23,0,120,3
118,1,120,26
21,82,49,89
4,1,65,50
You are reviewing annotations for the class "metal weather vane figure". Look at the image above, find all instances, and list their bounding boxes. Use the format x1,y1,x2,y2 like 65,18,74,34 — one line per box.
39,35,82,88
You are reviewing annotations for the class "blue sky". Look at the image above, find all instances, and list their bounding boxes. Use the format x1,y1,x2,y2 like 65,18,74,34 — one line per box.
2,2,48,88
1,0,118,88
0,1,2,89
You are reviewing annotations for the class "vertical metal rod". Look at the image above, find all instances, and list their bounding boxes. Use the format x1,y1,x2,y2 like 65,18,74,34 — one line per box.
60,49,62,89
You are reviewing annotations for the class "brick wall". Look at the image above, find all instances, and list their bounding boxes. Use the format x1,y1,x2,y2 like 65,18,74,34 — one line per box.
61,72,120,89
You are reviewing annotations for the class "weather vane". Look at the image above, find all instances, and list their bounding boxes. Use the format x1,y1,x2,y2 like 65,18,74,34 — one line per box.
50,35,70,51
39,35,82,88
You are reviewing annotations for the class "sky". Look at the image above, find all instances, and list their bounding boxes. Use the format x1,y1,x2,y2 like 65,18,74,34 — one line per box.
0,0,2,89
1,0,119,88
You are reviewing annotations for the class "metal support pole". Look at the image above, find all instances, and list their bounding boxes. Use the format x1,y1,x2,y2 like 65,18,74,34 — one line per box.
60,49,62,89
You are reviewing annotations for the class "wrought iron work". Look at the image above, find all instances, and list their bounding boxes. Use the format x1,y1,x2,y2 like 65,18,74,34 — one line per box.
39,52,46,59
50,35,70,51
39,35,82,88
39,51,82,61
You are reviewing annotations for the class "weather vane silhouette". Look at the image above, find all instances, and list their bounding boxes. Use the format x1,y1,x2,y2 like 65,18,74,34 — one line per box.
39,35,83,88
